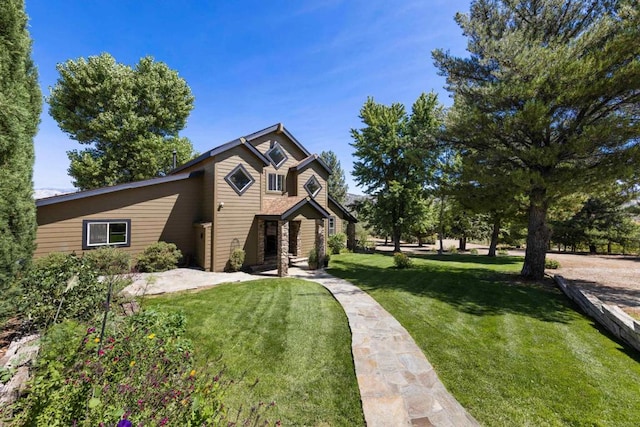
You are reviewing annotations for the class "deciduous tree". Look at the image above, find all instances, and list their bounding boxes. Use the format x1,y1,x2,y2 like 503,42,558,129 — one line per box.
351,93,443,252
49,53,196,190
0,0,41,289
434,0,640,279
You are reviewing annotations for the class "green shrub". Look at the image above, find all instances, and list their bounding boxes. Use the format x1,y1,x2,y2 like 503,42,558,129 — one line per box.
228,248,245,272
497,249,509,256
447,245,458,254
393,252,413,269
10,311,270,426
545,258,561,269
83,246,131,275
470,248,479,255
328,232,347,254
308,248,319,270
20,253,105,330
135,242,182,272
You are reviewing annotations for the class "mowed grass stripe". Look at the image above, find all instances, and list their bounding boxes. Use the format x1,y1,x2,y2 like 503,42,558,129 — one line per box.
147,278,364,426
329,252,640,426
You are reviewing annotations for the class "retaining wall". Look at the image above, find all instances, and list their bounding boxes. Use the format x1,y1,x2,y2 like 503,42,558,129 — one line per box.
554,275,640,353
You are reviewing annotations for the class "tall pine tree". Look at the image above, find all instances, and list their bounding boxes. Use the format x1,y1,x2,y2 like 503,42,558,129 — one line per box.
0,0,42,290
434,0,640,279
320,150,348,204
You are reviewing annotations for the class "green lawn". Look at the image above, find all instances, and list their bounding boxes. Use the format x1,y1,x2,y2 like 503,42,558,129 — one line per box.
329,252,640,427
146,278,364,426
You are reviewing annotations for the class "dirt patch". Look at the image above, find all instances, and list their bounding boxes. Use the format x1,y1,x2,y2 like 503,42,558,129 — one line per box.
546,252,640,318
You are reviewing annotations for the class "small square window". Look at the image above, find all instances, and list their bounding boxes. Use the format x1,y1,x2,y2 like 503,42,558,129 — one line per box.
266,142,287,169
83,219,131,249
225,164,255,195
304,175,322,197
268,173,285,192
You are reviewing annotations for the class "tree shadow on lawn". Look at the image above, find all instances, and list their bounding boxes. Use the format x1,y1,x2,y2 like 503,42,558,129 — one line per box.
329,258,574,324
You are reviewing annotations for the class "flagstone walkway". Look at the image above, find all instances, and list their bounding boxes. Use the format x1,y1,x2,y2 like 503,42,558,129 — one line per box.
123,267,479,426
289,267,479,427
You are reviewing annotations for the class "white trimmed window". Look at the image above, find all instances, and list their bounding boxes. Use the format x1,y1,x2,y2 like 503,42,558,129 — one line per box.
83,219,130,249
304,175,322,197
268,173,285,192
328,216,336,235
265,142,288,169
225,164,255,195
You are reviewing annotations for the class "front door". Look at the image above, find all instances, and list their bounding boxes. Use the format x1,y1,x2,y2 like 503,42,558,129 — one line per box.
264,220,278,260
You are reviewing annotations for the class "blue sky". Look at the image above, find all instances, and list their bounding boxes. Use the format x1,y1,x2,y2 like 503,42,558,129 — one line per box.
27,0,469,194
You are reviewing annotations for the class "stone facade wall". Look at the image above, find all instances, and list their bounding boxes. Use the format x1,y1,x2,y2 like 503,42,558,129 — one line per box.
554,275,640,353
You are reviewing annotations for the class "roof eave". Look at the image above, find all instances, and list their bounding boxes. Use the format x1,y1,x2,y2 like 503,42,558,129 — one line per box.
36,170,204,207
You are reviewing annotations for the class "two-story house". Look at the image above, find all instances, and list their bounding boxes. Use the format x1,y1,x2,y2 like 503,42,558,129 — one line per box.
35,123,357,276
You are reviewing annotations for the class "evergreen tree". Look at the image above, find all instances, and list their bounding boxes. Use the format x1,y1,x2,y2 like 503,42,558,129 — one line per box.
48,53,196,190
320,150,348,204
0,0,42,290
351,92,443,252
434,0,640,279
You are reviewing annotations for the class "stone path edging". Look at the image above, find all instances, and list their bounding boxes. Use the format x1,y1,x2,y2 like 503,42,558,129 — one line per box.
289,267,479,427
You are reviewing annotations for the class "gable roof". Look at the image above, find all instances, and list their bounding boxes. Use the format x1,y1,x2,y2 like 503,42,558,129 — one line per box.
36,170,204,207
245,123,311,157
171,137,270,174
171,123,313,175
292,154,332,175
328,195,358,223
258,195,331,220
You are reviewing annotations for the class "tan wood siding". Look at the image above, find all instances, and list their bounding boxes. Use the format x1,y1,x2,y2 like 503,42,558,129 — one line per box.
35,177,203,261
250,132,307,164
297,164,329,208
256,133,307,205
213,146,263,271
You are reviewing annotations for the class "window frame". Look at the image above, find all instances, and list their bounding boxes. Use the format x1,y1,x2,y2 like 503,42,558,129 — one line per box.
267,172,285,192
328,216,336,235
82,219,131,250
304,175,322,197
225,164,255,195
265,141,288,169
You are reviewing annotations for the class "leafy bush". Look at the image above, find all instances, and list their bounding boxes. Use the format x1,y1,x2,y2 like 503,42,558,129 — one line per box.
83,247,131,275
545,258,561,269
10,311,274,426
228,248,245,272
447,245,458,254
328,233,347,255
497,249,509,256
308,248,319,270
135,242,182,272
470,248,479,255
20,253,105,330
393,252,413,269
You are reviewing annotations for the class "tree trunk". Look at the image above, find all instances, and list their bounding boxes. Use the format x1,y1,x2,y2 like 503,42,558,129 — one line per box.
393,226,401,253
589,244,597,254
417,235,423,247
438,196,445,255
488,217,500,257
385,236,388,246
607,241,611,254
521,193,550,280
459,236,467,251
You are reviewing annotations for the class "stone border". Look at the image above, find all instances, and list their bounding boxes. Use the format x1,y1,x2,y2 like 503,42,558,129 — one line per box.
554,275,640,353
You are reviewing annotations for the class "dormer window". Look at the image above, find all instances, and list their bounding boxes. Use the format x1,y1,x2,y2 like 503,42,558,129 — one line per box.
225,164,254,195
266,142,287,169
304,175,322,197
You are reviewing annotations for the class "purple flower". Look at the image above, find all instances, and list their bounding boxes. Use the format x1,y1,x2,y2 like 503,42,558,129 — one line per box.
117,419,132,427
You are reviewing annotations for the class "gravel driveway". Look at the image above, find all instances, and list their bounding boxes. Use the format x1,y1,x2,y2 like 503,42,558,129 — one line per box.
546,252,640,318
